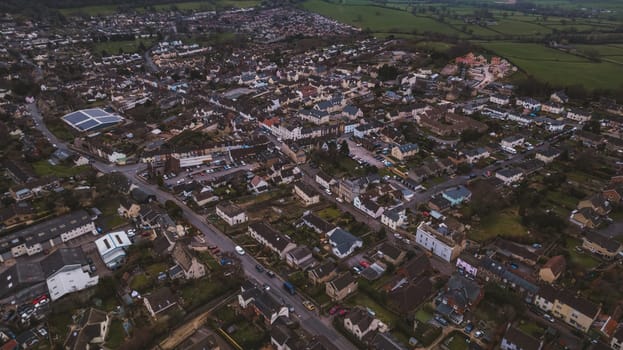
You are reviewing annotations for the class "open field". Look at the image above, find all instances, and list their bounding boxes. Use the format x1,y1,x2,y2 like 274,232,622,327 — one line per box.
93,39,154,56
479,42,623,90
59,0,259,16
470,207,528,241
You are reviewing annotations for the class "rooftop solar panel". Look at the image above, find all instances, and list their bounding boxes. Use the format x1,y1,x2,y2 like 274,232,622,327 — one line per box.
85,108,110,117
76,119,99,131
63,112,89,124
97,116,123,123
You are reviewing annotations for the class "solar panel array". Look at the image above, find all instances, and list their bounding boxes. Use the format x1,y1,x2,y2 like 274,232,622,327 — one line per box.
62,108,123,132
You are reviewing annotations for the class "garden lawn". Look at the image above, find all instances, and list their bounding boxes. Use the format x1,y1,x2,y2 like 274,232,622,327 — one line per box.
565,237,600,270
470,208,528,241
33,160,88,178
106,319,126,348
348,293,399,327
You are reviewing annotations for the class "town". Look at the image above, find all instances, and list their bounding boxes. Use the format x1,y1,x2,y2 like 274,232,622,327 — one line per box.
1,2,623,350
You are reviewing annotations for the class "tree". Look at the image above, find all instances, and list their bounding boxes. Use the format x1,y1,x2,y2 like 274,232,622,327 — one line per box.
377,64,399,81
583,120,601,134
165,200,183,220
339,140,350,156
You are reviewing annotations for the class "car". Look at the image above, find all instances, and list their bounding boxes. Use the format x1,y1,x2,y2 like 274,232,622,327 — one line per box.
475,330,485,338
20,307,34,320
544,314,555,323
255,264,265,273
360,260,370,268
266,270,276,278
235,246,245,255
287,304,295,313
208,245,218,250
32,295,48,306
434,316,448,326
352,265,363,274
464,322,474,333
329,305,340,315
263,283,270,291
302,300,315,311
337,308,349,316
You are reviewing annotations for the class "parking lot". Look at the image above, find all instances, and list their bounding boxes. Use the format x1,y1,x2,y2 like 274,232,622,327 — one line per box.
342,138,386,168
160,162,257,187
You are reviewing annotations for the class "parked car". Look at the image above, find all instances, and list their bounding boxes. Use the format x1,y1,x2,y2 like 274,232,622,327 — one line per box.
266,270,275,278
263,283,270,291
359,260,370,268
337,308,349,316
255,264,265,273
464,322,474,333
544,314,555,323
302,300,315,311
329,305,340,315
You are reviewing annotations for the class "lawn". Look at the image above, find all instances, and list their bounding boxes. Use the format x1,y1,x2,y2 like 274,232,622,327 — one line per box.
414,305,434,322
93,39,154,56
32,160,89,178
229,321,267,349
442,331,470,350
492,19,550,36
129,274,152,292
480,42,623,90
517,319,545,338
348,293,399,327
106,319,126,348
316,206,342,221
564,237,600,270
470,207,528,241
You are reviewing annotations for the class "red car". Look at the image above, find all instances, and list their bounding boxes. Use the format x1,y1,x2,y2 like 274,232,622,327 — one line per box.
337,308,349,316
359,260,370,268
32,295,48,306
329,305,340,315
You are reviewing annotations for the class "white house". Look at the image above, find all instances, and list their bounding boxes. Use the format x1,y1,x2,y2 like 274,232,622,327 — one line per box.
463,148,490,164
327,227,363,259
353,196,384,219
380,207,406,230
344,307,379,340
495,168,524,185
43,248,99,301
490,94,510,106
293,181,320,206
215,202,247,226
516,97,541,111
500,325,543,350
566,109,592,123
500,135,524,149
238,286,289,325
248,222,297,259
415,222,463,262
315,171,334,190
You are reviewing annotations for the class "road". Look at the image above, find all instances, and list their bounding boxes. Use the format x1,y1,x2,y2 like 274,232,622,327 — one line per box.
27,103,358,350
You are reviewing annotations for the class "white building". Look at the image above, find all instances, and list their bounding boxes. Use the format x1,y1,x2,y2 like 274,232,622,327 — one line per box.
500,135,524,149
43,248,99,301
95,231,132,269
566,109,592,123
414,222,463,262
490,94,510,106
215,202,247,226
495,168,524,185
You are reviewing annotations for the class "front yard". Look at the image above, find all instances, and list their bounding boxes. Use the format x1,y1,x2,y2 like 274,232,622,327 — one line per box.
470,207,528,241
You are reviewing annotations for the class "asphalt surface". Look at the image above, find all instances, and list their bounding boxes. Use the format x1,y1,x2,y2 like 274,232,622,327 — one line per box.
27,103,358,350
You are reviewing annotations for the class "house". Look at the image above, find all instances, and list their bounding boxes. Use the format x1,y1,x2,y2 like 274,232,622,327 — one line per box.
301,213,335,234
534,285,600,332
463,148,489,164
0,262,45,303
343,307,379,340
315,171,335,190
338,178,363,203
496,168,524,185
64,308,110,350
516,97,541,111
550,91,569,104
436,273,483,324
582,230,622,260
326,273,357,301
612,327,623,350
577,194,611,216
95,231,132,269
570,208,602,229
500,135,525,149
192,190,219,206
566,108,592,123
377,243,406,266
371,332,408,350
603,184,623,204
215,202,247,226
538,255,566,283
415,222,463,262
500,325,543,350
391,143,419,161
117,198,141,219
490,94,510,106
293,181,320,206
286,246,315,270
248,222,297,259
541,101,565,115
144,287,178,318
308,262,338,285
381,207,406,230
171,243,206,279
0,202,36,230
354,196,384,219
535,148,561,164
249,176,269,194
388,277,432,316
428,196,452,212
327,227,363,259
442,186,472,206
43,248,99,301
238,285,288,325
0,210,96,262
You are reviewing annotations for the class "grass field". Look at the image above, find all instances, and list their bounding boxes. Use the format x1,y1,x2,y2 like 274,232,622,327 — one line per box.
93,39,154,56
480,42,623,90
565,237,601,270
470,207,528,241
59,0,259,16
33,160,88,178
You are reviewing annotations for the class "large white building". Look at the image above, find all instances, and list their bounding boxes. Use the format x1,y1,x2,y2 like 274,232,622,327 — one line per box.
95,231,132,269
43,248,99,301
414,222,463,262
215,202,247,226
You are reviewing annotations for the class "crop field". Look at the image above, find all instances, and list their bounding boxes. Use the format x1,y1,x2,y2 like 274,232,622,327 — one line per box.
59,0,259,16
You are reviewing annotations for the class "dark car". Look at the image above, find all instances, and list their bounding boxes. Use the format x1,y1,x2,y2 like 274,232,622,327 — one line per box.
255,264,265,273
266,270,275,278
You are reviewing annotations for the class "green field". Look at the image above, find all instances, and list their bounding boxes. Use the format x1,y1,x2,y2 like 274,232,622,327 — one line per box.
470,208,528,241
301,0,462,36
93,39,154,56
480,42,623,90
59,0,259,16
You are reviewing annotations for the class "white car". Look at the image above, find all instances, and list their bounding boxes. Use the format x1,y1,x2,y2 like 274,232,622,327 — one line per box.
235,246,245,255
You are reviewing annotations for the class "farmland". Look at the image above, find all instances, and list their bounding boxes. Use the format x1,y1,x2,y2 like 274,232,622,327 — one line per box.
58,0,259,16
300,0,623,90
